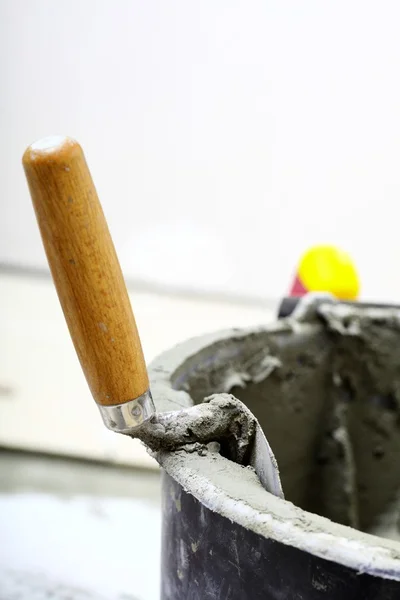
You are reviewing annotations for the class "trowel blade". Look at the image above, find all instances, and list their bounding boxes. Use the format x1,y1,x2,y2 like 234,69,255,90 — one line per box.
249,417,284,499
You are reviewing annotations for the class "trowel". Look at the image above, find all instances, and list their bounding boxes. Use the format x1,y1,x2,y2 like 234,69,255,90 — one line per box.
22,135,283,498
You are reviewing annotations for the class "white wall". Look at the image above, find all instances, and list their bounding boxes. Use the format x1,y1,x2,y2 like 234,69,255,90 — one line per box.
2,0,400,302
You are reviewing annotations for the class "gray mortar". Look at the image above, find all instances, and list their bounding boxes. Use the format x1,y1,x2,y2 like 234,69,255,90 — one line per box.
134,297,400,578
138,394,257,465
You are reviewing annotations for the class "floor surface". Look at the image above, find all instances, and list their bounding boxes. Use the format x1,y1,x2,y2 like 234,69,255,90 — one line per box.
0,450,161,600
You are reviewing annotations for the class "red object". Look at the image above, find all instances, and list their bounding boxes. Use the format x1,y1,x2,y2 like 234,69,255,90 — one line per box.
289,274,307,296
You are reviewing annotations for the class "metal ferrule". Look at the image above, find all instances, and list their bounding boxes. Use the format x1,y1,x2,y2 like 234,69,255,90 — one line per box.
97,389,155,434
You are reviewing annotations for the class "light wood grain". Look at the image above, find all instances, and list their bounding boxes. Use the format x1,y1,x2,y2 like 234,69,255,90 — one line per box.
22,136,149,407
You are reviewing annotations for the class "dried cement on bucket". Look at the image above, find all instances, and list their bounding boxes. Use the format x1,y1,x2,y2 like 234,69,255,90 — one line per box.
145,297,400,580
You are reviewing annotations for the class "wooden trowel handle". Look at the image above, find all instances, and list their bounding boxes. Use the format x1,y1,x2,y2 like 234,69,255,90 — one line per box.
23,136,154,431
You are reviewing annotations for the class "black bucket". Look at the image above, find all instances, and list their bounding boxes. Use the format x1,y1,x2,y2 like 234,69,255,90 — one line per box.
149,296,400,599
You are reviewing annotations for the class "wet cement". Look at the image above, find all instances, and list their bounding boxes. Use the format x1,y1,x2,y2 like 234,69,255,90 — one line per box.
143,300,400,540
138,394,257,465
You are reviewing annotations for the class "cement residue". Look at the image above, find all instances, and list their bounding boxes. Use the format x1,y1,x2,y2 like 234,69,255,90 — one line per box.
307,399,359,529
143,299,400,573
138,393,257,465
318,303,400,532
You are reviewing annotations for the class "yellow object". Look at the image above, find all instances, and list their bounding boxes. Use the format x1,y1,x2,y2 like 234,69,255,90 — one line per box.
298,245,360,301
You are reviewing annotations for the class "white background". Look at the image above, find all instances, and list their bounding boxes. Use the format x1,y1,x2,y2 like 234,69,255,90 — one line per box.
2,0,400,302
